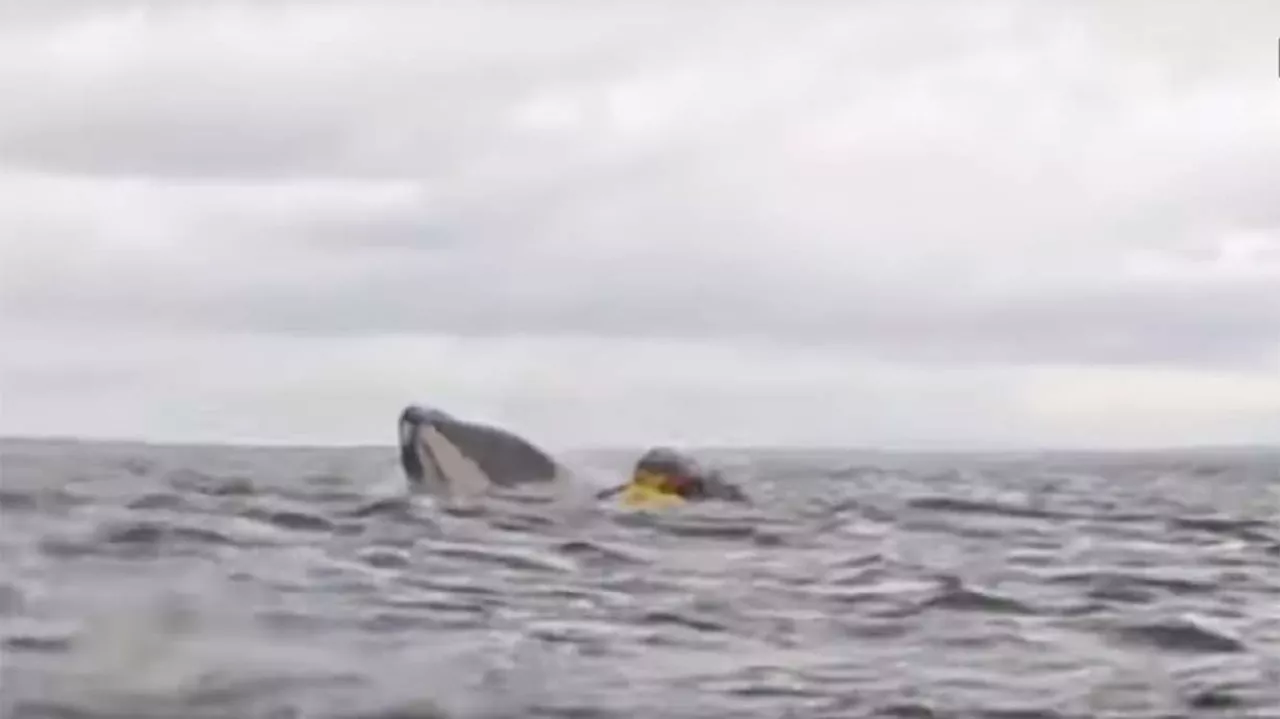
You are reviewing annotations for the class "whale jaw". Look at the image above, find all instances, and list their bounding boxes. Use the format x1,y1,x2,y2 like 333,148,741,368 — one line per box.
396,404,565,499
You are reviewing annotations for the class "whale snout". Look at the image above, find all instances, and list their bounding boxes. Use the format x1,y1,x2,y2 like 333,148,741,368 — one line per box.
399,404,450,434
398,405,432,488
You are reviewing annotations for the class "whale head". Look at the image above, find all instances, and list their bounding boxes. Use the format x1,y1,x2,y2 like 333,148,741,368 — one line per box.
396,403,564,497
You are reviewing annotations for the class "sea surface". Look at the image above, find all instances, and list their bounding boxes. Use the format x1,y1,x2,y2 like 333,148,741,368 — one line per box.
1,439,1278,719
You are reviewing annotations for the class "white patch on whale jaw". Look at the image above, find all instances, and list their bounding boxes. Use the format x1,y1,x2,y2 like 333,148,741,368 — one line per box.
420,425,494,502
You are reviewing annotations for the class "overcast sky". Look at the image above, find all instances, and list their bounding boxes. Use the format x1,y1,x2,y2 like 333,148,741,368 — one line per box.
2,1,1278,450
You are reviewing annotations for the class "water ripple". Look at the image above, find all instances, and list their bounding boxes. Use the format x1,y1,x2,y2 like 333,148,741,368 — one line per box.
2,440,1278,718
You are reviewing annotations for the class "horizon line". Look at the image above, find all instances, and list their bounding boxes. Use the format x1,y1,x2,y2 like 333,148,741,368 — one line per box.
2,433,1277,457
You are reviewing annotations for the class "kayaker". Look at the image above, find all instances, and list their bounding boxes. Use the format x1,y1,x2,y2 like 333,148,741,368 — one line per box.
595,446,750,503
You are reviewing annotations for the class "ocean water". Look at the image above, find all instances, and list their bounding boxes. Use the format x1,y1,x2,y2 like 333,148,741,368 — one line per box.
1,439,1278,719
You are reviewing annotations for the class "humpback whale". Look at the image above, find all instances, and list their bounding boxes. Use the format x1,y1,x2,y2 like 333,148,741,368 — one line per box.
396,403,749,506
397,404,573,499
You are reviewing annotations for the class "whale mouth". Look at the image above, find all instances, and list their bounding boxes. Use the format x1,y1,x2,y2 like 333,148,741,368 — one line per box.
398,409,443,490
396,404,563,498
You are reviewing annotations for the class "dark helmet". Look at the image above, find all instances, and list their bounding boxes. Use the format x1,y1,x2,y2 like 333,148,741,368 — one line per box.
634,446,698,477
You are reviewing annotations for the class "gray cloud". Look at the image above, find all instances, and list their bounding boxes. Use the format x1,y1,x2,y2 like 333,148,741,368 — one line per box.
2,0,1278,446
6,236,1278,368
0,3,726,179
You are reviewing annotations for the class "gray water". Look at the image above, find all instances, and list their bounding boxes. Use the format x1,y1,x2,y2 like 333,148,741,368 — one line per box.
1,439,1278,719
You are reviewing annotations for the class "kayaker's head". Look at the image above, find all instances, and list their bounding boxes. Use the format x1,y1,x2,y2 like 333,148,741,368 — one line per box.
631,447,697,495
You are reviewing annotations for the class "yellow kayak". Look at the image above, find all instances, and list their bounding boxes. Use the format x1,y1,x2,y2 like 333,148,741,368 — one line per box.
619,482,686,510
